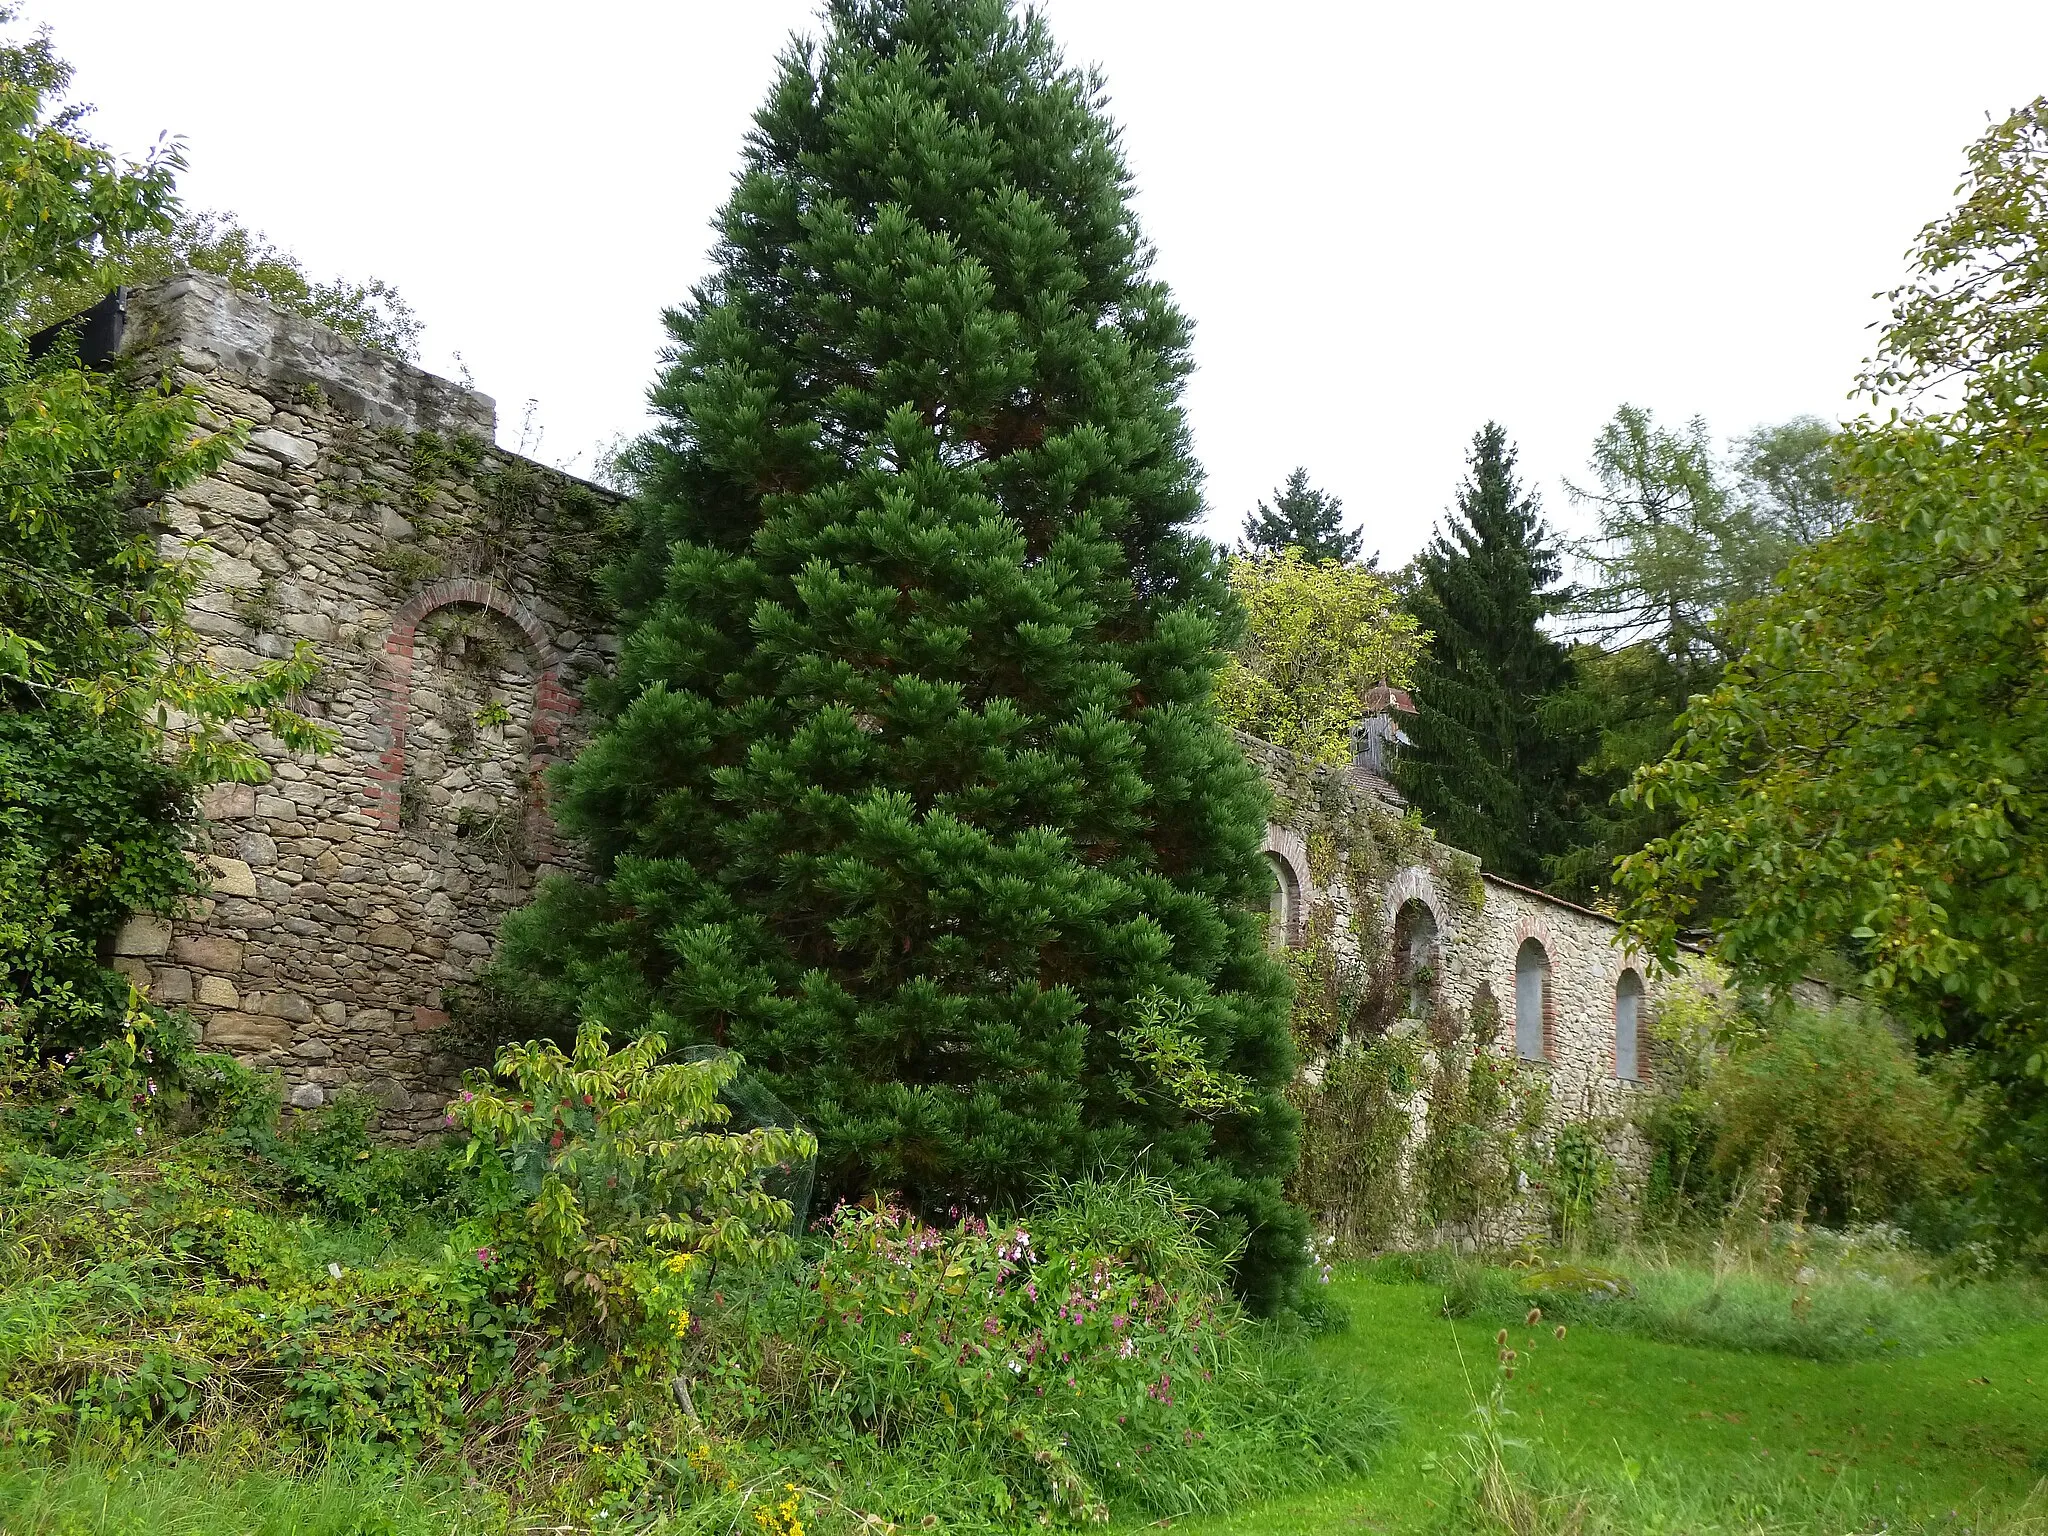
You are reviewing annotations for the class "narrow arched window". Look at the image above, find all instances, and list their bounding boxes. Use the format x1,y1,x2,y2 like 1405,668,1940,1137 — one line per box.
1266,852,1302,951
1615,968,1645,1081
1394,898,1439,1016
1514,939,1549,1061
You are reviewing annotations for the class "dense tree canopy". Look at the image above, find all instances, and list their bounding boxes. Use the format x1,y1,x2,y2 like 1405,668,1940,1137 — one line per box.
1550,410,1847,899
1215,548,1422,769
493,0,1307,1307
1395,424,1588,885
1617,97,2048,1236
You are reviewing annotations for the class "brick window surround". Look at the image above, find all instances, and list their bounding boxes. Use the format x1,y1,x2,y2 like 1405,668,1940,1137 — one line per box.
367,577,577,857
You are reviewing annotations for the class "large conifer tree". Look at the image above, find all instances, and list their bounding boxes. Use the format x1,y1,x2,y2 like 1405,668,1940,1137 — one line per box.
496,0,1304,1306
1395,424,1589,883
1240,468,1366,564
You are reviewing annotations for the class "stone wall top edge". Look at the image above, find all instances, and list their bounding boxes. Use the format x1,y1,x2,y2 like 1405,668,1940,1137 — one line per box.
121,272,497,439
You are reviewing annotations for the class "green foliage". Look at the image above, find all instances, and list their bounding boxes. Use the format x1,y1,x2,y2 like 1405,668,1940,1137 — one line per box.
1116,989,1261,1117
1397,1234,2040,1364
1630,972,1968,1232
0,7,179,330
1396,424,1590,885
1216,547,1425,767
494,0,1305,1310
679,1178,1388,1529
1544,1120,1616,1252
1551,411,1845,901
0,12,331,1062
0,712,192,1050
1240,467,1366,565
1416,986,1547,1240
449,1025,814,1373
1290,1032,1423,1251
115,210,421,357
0,1033,1386,1532
1616,105,2048,1226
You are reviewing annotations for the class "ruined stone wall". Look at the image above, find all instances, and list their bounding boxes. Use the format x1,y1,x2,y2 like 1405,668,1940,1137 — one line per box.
106,274,621,1137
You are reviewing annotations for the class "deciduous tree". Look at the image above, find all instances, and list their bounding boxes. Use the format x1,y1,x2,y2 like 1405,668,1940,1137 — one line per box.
1215,548,1422,769
1616,98,2048,1242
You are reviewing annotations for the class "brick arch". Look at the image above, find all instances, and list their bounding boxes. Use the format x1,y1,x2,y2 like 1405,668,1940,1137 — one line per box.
367,577,578,856
1261,824,1310,949
1511,915,1558,1063
1382,864,1452,942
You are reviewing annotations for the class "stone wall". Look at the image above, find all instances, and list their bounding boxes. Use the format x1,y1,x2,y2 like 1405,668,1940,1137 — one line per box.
105,274,622,1137
1250,731,1666,1238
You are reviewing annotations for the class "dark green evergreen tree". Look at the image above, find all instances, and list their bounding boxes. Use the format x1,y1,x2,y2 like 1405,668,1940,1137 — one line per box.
1394,424,1590,883
1240,468,1367,564
493,0,1304,1308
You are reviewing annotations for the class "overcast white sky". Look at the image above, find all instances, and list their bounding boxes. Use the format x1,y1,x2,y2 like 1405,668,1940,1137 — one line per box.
47,2,2048,563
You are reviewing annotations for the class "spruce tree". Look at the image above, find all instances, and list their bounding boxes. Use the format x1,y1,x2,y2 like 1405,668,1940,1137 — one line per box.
1394,424,1589,883
496,0,1304,1307
1240,468,1367,564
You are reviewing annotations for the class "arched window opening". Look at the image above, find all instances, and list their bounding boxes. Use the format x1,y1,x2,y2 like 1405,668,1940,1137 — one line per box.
1266,852,1302,951
1514,938,1549,1061
1614,968,1645,1081
1394,898,1439,1017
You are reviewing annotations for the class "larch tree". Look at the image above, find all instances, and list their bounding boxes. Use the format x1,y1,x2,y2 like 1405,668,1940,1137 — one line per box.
1240,468,1367,565
492,0,1306,1307
1394,424,1588,885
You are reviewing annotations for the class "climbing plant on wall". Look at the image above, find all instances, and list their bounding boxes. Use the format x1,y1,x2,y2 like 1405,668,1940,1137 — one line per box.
0,16,328,1053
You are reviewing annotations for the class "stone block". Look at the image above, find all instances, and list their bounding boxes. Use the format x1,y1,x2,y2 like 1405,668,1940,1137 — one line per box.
215,899,278,928
182,476,272,522
249,990,316,1024
251,428,318,467
199,781,257,821
308,1066,351,1086
196,976,240,1008
366,923,414,950
206,1012,291,1050
288,1083,326,1109
352,1008,396,1031
110,956,151,987
316,1001,347,1027
205,856,260,898
113,913,173,957
238,831,279,867
256,793,297,819
364,1077,413,1111
409,1007,450,1036
293,1038,335,1061
173,934,243,972
154,967,194,1004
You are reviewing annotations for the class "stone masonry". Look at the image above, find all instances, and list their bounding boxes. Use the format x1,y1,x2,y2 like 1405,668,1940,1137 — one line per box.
93,275,1709,1174
104,274,620,1137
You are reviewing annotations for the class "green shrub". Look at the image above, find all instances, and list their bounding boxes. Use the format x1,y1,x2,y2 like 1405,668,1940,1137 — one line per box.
448,1023,814,1379
675,1175,1389,1529
0,711,196,1054
1710,1005,1966,1225
1635,972,1967,1231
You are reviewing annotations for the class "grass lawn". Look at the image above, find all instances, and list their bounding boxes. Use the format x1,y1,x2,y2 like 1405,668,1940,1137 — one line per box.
1180,1270,2048,1535
5,1266,2045,1534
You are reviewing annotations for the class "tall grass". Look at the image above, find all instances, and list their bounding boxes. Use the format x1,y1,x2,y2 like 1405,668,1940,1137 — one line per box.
0,1445,508,1535
1372,1230,2043,1362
